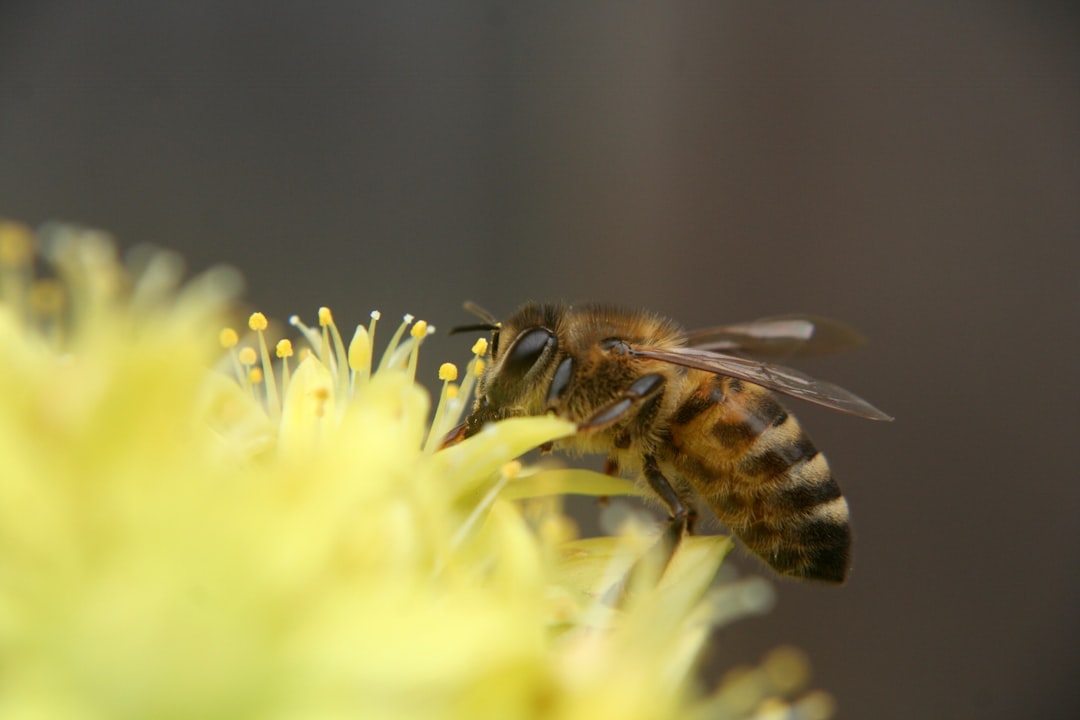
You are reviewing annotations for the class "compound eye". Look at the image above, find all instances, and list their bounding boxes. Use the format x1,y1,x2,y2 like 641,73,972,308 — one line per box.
503,327,556,379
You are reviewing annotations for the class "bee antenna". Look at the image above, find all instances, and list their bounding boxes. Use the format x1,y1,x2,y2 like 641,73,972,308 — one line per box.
462,300,499,326
448,323,498,335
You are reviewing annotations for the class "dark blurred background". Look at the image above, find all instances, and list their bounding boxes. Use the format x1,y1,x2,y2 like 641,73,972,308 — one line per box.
2,2,1078,717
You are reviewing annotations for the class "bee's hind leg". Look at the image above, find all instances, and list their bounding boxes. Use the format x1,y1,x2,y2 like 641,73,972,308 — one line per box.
573,373,695,601
602,455,695,606
642,455,697,537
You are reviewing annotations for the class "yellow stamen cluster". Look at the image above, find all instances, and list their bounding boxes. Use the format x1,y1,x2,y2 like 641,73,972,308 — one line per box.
233,306,447,439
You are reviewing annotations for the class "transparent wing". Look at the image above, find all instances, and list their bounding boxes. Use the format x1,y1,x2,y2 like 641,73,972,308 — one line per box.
629,345,893,421
685,314,866,357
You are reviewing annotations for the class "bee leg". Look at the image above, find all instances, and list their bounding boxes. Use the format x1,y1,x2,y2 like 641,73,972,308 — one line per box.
439,421,469,449
641,456,696,580
577,373,666,432
602,456,694,607
643,455,697,536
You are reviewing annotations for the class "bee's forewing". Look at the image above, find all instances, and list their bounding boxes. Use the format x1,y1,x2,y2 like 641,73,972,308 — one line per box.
630,345,893,421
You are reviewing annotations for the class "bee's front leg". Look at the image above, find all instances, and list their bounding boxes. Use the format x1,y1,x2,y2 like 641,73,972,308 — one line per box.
576,373,666,432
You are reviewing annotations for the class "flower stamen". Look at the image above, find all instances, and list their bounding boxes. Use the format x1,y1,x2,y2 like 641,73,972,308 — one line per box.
406,319,431,380
377,313,415,373
318,306,350,399
276,338,294,393
288,314,321,354
424,362,460,454
237,345,258,396
248,312,281,421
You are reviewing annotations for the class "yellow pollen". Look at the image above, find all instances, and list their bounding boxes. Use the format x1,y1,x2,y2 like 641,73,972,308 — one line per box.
472,358,486,377
275,339,294,358
248,312,268,331
446,384,459,400
472,337,489,356
219,328,239,349
248,367,264,384
238,347,257,366
0,220,34,265
438,363,458,381
410,320,428,339
501,460,523,479
318,307,333,327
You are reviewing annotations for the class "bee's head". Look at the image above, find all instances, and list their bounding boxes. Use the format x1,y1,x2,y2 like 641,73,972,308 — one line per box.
452,302,565,436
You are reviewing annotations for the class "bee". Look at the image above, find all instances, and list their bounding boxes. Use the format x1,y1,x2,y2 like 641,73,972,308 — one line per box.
449,302,891,583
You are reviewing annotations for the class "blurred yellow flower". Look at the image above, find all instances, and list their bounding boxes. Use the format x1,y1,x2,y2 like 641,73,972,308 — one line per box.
0,220,832,720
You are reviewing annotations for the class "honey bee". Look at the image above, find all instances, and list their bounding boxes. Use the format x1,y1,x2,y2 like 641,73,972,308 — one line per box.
449,302,891,583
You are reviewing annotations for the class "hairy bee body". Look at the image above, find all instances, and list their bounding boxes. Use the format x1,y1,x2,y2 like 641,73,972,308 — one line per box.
460,302,885,583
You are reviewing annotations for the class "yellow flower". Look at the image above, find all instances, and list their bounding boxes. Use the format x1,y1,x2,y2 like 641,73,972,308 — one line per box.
0,220,833,720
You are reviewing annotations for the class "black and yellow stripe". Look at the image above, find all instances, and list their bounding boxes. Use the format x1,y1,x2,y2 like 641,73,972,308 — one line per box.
669,376,852,582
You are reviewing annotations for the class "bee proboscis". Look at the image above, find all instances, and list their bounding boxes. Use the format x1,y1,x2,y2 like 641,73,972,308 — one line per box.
449,302,891,583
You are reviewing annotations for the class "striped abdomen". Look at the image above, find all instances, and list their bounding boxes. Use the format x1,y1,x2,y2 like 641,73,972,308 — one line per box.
666,374,852,583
